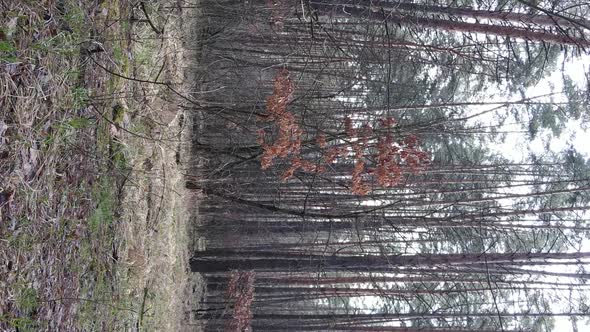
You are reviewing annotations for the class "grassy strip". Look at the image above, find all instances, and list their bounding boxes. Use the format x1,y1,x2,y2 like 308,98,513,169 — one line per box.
1,0,194,329
0,0,138,330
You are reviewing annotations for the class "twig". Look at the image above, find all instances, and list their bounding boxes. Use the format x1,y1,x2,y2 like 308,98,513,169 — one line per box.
139,2,163,35
137,287,150,330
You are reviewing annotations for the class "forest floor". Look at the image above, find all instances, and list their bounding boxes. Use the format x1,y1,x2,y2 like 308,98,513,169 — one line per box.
1,0,202,330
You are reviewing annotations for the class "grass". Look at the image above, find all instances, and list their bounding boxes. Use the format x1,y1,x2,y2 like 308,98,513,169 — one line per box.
1,0,100,327
1,0,202,330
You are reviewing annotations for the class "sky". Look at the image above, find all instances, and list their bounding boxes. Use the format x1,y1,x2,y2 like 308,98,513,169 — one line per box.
330,20,590,331
467,52,590,332
343,50,590,332
534,53,589,332
481,55,590,162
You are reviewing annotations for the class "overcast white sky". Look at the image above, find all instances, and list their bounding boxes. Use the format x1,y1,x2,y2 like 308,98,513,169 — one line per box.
478,55,590,161
466,53,590,332
344,53,590,332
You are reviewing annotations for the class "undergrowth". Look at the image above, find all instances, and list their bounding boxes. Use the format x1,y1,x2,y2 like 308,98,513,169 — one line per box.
0,0,135,330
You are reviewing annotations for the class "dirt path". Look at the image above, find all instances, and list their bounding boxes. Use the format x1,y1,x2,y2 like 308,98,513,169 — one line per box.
112,1,205,330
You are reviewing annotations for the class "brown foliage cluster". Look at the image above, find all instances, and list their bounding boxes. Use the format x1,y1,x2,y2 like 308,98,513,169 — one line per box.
336,116,430,195
258,68,299,170
225,270,256,332
258,70,430,195
363,118,429,194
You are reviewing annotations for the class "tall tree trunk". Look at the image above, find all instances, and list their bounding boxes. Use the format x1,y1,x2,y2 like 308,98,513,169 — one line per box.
312,2,590,47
